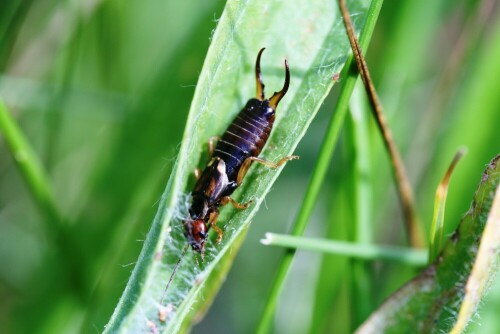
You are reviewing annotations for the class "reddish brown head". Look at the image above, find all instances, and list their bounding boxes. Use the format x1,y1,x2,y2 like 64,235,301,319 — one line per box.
183,219,208,257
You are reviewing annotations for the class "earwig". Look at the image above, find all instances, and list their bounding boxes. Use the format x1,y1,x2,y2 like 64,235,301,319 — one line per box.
161,49,298,303
184,48,298,258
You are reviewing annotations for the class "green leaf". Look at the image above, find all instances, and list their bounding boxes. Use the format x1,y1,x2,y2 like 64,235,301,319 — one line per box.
356,154,500,334
450,168,500,333
104,0,372,332
428,148,466,263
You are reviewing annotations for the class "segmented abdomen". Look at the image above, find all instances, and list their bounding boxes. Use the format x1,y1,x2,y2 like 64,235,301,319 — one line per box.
213,106,273,181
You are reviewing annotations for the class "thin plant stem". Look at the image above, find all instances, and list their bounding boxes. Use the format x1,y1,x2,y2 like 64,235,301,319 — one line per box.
429,148,467,262
339,0,425,248
0,98,61,228
261,233,427,266
256,1,384,332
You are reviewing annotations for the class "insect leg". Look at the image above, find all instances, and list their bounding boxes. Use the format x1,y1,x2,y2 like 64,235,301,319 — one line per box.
236,155,299,185
220,196,253,209
208,211,223,244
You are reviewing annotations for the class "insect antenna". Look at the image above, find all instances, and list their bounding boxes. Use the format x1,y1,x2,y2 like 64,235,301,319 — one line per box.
160,243,189,305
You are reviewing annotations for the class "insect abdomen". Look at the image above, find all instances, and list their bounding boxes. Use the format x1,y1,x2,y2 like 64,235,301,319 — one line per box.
213,98,275,180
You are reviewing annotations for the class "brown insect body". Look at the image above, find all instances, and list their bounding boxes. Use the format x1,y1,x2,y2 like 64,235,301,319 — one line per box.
213,98,275,179
183,48,296,257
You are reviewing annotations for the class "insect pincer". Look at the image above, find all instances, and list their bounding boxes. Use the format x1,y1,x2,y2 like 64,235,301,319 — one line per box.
268,58,290,110
255,47,290,110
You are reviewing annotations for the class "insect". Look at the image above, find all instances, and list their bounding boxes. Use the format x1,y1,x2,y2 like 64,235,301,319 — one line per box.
183,48,299,258
161,48,298,306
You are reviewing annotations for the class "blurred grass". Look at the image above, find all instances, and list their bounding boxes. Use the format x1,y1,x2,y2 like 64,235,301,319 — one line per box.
357,154,500,333
0,0,499,333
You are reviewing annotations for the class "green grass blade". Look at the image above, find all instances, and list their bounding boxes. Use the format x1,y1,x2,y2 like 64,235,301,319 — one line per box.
256,0,383,332
450,174,500,333
347,83,375,326
262,233,427,265
175,227,249,333
428,148,466,263
104,0,375,332
0,98,61,227
356,154,500,334
308,83,375,332
349,84,373,245
309,167,354,333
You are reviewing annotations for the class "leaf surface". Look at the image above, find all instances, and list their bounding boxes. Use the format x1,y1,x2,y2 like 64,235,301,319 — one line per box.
357,154,500,334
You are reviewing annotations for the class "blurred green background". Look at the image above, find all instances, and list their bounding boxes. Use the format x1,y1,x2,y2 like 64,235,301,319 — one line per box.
1,0,500,333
